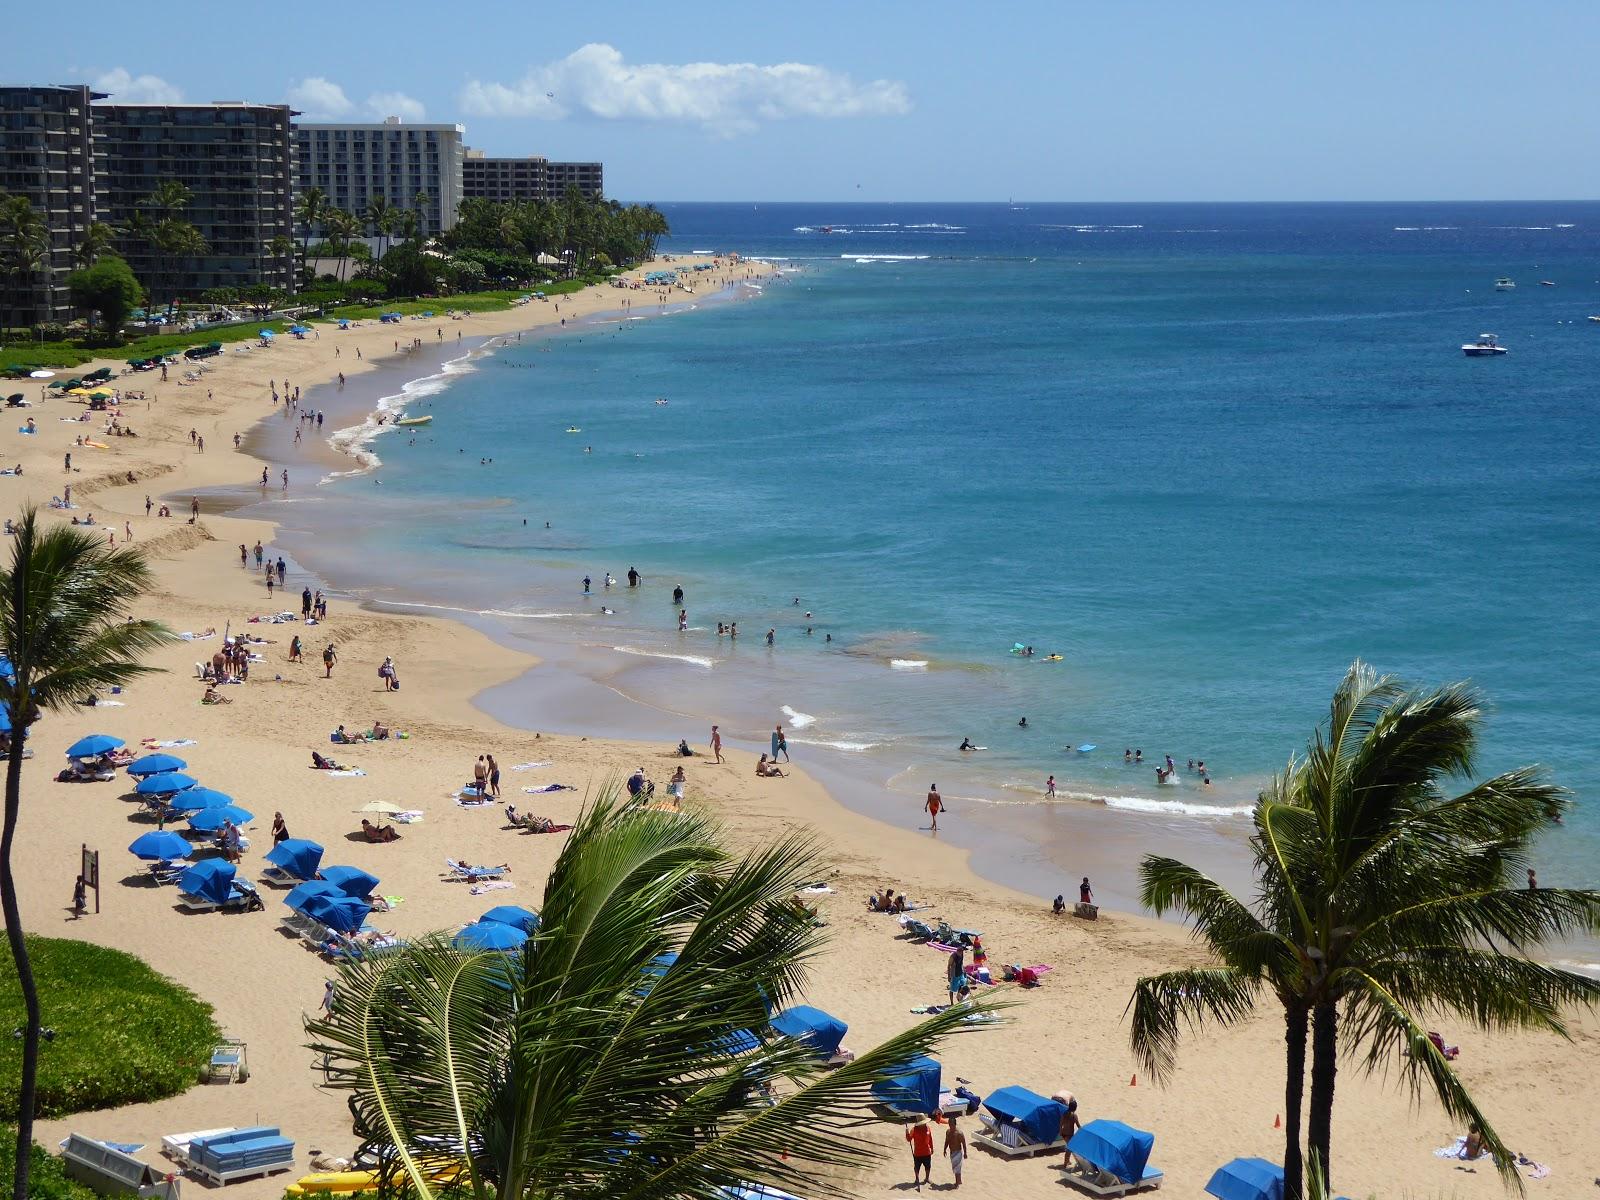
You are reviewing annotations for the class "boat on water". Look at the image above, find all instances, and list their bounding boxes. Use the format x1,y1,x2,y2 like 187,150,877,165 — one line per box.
1588,316,1600,323
1540,280,1556,286
565,426,582,433
1495,278,1516,290
1462,333,1508,356
395,414,431,427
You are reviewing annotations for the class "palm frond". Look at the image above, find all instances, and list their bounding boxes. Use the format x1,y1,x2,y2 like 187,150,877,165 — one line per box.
1124,968,1260,1084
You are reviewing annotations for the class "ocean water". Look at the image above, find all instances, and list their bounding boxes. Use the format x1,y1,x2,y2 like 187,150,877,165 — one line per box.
262,202,1600,894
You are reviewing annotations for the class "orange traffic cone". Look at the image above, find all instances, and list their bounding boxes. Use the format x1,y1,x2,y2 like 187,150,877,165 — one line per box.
1129,1073,1137,1087
1273,1114,1281,1129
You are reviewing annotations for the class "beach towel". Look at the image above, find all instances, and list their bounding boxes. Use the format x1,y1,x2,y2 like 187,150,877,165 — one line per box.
1435,1137,1469,1159
469,880,516,895
510,761,552,770
522,783,574,794
456,796,497,808
143,738,196,748
394,811,424,823
325,768,367,778
800,884,835,895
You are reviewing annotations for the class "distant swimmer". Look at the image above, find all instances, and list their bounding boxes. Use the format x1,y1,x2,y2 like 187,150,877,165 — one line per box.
766,628,775,645
1018,717,1029,729
673,585,684,605
959,738,976,752
600,606,615,615
604,573,615,588
1124,748,1132,762
793,597,801,606
627,567,640,587
583,575,591,593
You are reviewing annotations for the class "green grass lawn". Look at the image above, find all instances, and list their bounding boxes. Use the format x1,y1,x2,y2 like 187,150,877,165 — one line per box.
0,936,220,1119
0,1128,99,1200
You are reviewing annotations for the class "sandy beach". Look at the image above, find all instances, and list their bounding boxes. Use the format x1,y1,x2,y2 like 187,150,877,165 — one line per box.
5,260,1597,1200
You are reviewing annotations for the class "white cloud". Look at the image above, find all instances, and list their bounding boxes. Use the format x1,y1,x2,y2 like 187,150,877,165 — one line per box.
366,91,426,122
460,43,910,136
92,68,183,104
287,77,355,119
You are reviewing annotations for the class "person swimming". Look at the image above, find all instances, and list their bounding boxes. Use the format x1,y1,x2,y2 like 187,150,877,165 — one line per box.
1018,717,1029,728
959,737,976,751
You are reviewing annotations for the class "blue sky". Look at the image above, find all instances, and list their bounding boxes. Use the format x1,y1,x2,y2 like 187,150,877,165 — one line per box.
24,0,1600,202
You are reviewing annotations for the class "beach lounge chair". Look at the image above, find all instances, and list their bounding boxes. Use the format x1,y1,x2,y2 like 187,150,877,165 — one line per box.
898,916,936,940
446,859,509,881
186,1126,296,1185
60,1133,180,1198
934,920,983,947
1064,1119,1165,1196
207,1038,250,1084
972,1085,1068,1158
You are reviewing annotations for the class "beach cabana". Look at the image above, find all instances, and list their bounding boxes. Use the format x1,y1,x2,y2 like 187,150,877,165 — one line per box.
165,785,233,813
1205,1157,1284,1200
127,752,188,777
771,1005,848,1061
872,1055,941,1116
301,891,371,933
66,734,123,758
128,830,191,862
187,804,253,832
479,904,539,933
264,839,324,881
454,921,528,953
134,771,197,797
177,859,235,905
1066,1119,1163,1195
319,865,379,899
283,880,343,913
976,1086,1068,1157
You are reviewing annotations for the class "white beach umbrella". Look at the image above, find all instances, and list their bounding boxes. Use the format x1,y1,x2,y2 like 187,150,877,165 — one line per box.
29,370,55,379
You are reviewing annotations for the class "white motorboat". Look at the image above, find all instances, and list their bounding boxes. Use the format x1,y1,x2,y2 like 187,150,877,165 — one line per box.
1494,278,1516,290
1462,333,1508,356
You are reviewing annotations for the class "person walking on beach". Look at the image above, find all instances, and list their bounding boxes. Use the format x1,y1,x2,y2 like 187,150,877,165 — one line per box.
906,1116,935,1192
379,656,397,691
145,495,152,517
1079,877,1094,906
276,557,286,586
1046,774,1057,798
777,728,789,762
321,979,335,1015
710,725,723,764
1060,1098,1082,1168
487,754,501,798
925,784,944,832
322,643,338,678
266,573,274,599
302,587,313,619
253,541,263,568
71,874,87,920
474,756,488,797
944,1117,967,1189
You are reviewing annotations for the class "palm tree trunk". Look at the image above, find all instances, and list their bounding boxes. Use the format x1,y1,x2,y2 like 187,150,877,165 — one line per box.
1308,1000,1338,1193
2,732,40,1200
1283,1005,1308,1200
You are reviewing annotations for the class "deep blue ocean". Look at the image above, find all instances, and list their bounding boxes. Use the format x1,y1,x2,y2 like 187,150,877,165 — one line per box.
274,202,1600,893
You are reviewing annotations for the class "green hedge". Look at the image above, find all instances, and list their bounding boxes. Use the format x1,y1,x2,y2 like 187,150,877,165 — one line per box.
0,937,219,1119
0,1128,102,1200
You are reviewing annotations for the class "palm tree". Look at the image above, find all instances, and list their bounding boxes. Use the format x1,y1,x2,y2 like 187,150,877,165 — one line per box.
364,196,394,263
396,209,421,248
411,190,431,238
1129,662,1600,1198
324,210,362,283
151,220,208,315
294,186,327,279
308,793,999,1199
72,221,116,270
0,195,51,333
1262,663,1600,1192
0,510,175,1200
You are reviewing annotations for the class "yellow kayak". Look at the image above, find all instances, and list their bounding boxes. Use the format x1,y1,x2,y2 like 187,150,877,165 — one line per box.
287,1165,460,1195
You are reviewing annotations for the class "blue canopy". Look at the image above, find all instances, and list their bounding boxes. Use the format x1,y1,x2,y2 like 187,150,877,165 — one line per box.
771,1005,847,1057
164,786,233,813
289,325,311,334
134,772,197,796
983,1085,1067,1146
284,880,344,913
872,1055,940,1115
1068,1119,1156,1185
66,734,123,758
319,865,379,899
454,920,528,952
258,329,275,338
302,891,371,933
127,830,191,861
264,838,324,879
1206,1157,1285,1200
714,1028,761,1056
187,804,253,831
126,753,187,776
177,858,235,904
479,904,540,933
0,709,12,733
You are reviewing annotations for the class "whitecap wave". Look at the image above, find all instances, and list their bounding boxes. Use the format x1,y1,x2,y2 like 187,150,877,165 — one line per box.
890,658,930,671
780,705,816,728
791,737,882,753
1102,795,1252,818
325,350,476,477
613,645,714,669
846,254,931,262
368,598,577,620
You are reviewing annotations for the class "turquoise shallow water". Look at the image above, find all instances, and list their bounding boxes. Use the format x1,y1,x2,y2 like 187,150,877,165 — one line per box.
265,202,1600,894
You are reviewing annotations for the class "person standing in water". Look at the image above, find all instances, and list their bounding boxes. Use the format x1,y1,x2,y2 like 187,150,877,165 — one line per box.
925,784,944,832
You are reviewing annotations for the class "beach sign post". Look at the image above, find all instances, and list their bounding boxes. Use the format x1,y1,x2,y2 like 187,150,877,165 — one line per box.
80,842,100,914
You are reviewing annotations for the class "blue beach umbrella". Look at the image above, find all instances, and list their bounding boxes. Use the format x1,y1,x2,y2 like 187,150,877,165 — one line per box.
127,753,187,776
164,786,233,813
177,858,235,904
264,838,324,879
454,921,528,953
319,865,379,899
1206,1157,1285,1200
66,734,123,758
128,830,192,861
134,772,197,796
186,804,253,832
479,904,539,933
